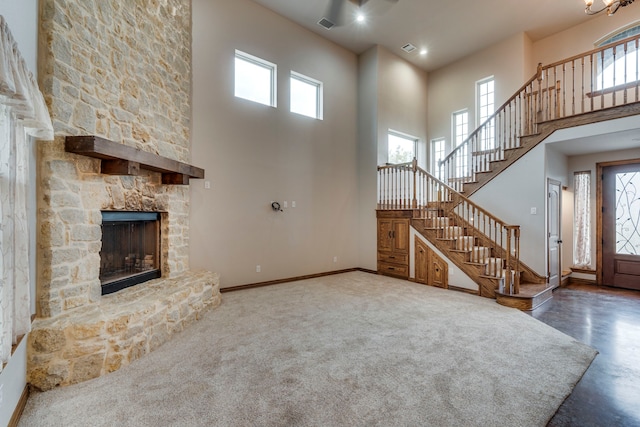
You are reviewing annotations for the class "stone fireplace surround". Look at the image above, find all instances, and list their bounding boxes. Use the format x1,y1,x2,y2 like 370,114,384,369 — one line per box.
27,0,221,391
27,141,221,391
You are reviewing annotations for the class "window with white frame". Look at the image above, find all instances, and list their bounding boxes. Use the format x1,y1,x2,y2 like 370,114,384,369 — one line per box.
431,137,446,178
290,71,323,119
388,131,417,164
573,171,591,267
453,110,469,177
234,50,277,107
596,24,640,91
477,77,495,150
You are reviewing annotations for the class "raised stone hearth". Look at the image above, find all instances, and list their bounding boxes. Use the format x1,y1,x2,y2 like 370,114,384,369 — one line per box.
29,271,220,391
28,0,220,390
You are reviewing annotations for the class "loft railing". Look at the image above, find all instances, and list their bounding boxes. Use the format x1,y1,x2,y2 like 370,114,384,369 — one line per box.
377,159,521,293
439,33,640,192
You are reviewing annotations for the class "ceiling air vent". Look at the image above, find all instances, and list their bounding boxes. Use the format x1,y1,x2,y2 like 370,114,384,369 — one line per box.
318,18,336,30
402,43,417,53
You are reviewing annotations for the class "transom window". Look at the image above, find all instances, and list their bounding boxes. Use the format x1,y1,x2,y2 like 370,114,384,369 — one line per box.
388,131,417,164
234,50,277,107
596,24,640,91
290,71,323,120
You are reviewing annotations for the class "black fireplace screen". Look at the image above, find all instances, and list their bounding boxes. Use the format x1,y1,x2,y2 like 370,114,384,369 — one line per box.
100,211,161,295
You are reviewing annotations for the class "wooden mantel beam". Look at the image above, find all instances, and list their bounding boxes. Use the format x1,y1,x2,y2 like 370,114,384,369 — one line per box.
64,136,205,184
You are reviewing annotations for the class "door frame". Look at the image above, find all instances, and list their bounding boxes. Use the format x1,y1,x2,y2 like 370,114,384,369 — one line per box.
596,158,640,285
547,179,562,287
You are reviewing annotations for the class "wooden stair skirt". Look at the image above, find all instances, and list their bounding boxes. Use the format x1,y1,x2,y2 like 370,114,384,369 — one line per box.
495,284,554,311
412,213,552,310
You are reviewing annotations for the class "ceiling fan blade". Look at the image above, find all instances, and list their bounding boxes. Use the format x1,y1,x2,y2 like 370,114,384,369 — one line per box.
325,0,346,26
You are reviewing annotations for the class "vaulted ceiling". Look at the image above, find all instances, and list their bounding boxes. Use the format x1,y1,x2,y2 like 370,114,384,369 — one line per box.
251,0,600,71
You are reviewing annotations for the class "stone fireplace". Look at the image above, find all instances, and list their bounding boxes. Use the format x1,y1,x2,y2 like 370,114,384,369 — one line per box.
27,0,221,391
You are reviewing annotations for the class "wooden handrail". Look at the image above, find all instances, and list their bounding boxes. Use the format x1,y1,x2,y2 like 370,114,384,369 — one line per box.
439,33,640,194
440,71,540,165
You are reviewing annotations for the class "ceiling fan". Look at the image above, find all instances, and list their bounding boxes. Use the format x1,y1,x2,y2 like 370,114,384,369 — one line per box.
318,0,399,30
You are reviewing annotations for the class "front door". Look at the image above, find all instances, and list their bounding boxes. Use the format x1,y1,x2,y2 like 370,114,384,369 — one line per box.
548,179,561,288
602,162,640,290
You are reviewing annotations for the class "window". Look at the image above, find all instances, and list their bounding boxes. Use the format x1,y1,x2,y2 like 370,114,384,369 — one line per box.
234,50,277,107
477,77,495,150
452,110,469,177
290,71,323,119
573,171,591,267
595,25,640,91
431,137,446,178
388,131,417,164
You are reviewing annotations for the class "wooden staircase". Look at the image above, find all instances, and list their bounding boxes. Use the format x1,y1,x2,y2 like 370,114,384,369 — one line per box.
411,207,549,309
378,160,550,310
377,35,640,310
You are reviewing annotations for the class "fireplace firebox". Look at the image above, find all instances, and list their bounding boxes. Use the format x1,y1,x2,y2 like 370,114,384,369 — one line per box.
100,211,161,295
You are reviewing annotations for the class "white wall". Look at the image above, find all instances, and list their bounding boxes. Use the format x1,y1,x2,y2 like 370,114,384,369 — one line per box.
0,0,38,73
471,144,547,275
191,0,359,288
356,45,429,271
375,46,429,167
357,47,379,271
0,0,38,422
532,9,640,66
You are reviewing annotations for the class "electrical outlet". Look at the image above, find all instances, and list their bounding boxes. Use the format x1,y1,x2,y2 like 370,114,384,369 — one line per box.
292,201,296,208
204,181,211,189
530,207,537,215
284,201,288,208
333,256,338,263
256,265,261,273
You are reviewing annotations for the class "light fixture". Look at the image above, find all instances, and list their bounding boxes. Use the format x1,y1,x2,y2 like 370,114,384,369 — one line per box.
419,49,428,56
356,13,365,22
584,0,634,16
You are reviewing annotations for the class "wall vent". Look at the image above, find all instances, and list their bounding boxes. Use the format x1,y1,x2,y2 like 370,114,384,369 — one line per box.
318,18,335,30
402,43,417,53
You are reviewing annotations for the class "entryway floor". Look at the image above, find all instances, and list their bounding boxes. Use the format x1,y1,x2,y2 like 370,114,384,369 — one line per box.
530,283,640,427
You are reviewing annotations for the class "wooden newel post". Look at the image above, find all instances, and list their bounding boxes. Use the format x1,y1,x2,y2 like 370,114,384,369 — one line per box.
412,157,418,209
513,226,521,294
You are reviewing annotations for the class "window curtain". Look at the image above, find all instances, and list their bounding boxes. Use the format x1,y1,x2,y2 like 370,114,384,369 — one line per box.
0,15,53,372
573,172,592,267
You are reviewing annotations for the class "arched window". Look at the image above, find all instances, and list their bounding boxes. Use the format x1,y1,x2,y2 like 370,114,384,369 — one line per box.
596,23,640,90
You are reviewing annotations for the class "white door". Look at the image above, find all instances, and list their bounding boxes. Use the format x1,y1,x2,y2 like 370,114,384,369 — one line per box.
547,179,561,287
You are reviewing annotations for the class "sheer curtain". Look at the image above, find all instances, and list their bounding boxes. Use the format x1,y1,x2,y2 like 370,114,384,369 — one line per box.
573,171,592,268
0,15,53,372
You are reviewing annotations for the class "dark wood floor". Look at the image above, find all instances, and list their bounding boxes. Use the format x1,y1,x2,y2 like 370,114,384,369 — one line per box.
529,283,640,427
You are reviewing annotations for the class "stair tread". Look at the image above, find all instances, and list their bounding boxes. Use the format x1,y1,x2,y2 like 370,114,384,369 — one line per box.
496,283,556,298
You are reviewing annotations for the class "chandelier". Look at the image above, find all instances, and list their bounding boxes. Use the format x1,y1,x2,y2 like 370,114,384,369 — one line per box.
584,0,634,15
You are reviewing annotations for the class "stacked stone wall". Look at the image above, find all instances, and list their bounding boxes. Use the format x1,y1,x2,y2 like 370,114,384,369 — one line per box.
29,0,220,390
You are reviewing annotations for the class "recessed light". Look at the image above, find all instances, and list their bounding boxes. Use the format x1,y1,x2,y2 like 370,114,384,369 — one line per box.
419,49,428,56
356,13,365,22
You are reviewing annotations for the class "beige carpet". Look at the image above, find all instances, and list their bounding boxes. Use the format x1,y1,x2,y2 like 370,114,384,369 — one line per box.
19,272,596,426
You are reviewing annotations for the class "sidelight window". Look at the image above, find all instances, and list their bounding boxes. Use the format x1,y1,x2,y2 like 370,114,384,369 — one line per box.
573,171,591,267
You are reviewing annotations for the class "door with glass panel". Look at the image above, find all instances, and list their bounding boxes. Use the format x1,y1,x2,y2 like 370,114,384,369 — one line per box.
602,162,640,290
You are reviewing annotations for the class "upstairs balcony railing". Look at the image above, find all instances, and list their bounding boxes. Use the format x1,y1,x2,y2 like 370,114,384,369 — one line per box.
439,33,640,192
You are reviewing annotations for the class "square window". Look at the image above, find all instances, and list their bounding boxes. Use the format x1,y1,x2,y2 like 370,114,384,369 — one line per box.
388,131,417,164
290,71,323,119
235,50,277,107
